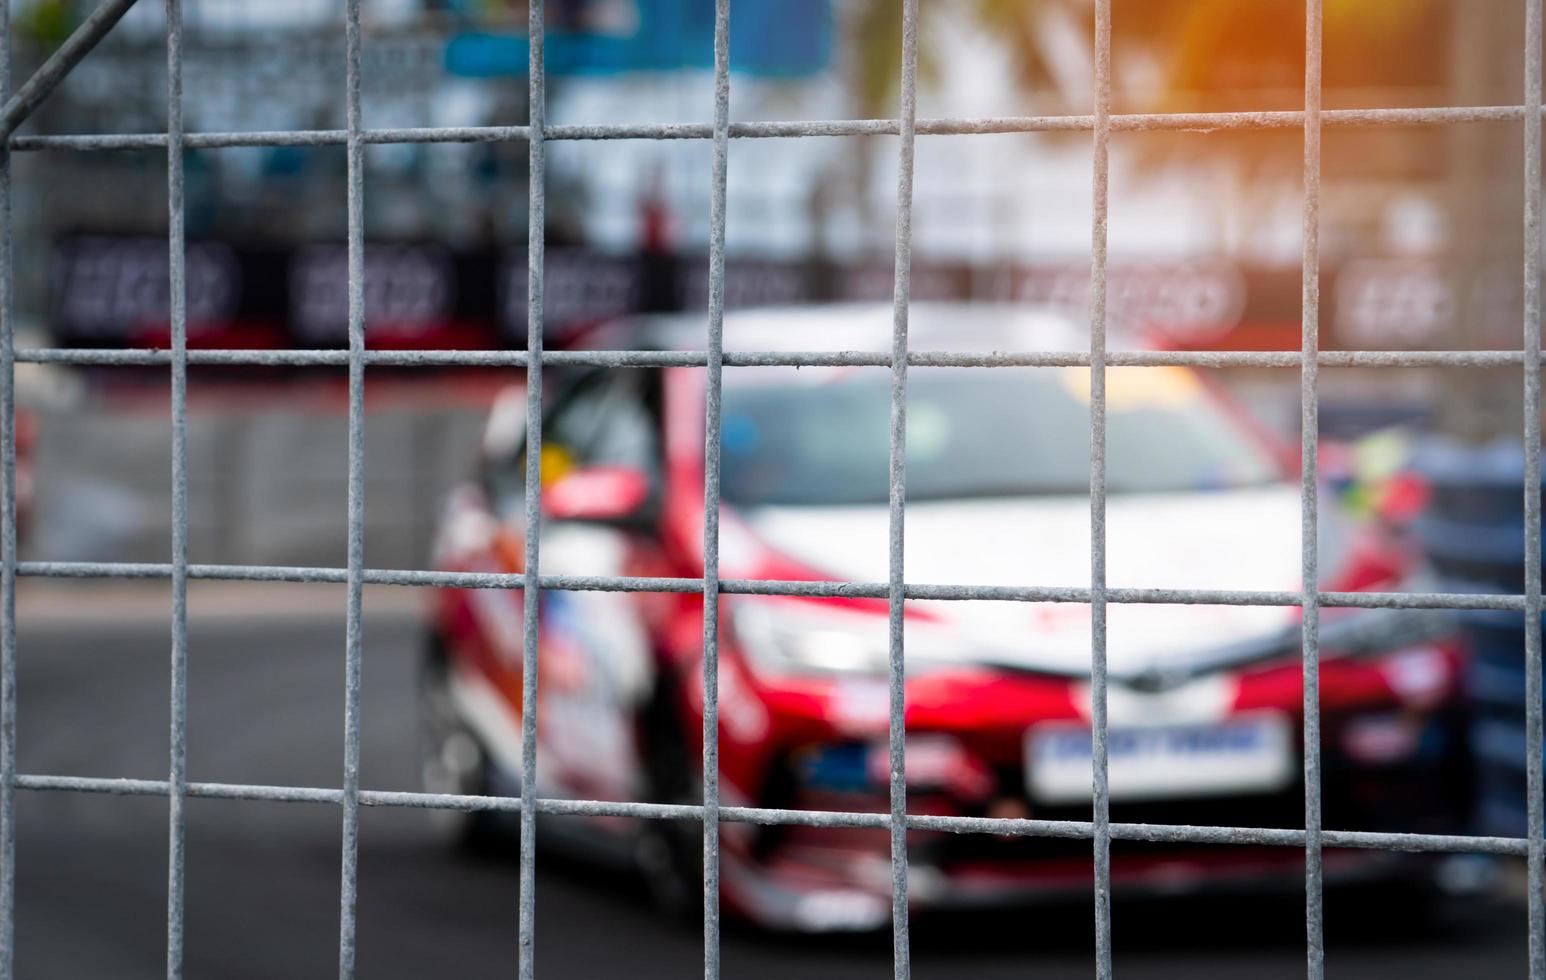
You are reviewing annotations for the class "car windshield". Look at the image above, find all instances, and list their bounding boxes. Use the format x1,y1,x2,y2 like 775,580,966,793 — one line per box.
719,366,1281,506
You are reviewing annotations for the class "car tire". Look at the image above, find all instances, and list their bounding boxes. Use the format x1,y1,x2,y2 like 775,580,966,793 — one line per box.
636,676,703,922
418,631,503,851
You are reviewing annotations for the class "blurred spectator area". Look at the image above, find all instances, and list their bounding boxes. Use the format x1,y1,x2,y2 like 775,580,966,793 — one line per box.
10,0,1543,567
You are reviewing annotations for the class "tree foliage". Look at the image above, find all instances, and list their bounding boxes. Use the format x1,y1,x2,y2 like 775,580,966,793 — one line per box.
851,0,1447,116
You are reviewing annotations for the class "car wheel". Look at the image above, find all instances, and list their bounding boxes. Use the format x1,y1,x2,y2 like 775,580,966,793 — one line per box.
418,632,502,850
636,677,703,921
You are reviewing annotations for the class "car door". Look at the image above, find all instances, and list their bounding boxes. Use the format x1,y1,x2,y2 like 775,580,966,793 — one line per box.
475,368,666,803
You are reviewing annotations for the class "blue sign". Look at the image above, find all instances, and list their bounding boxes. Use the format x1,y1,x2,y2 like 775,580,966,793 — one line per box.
444,0,831,78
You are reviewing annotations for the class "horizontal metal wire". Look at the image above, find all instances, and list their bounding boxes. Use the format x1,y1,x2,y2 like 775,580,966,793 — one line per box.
6,104,1544,153
13,347,1543,369
11,773,1529,856
13,559,1529,610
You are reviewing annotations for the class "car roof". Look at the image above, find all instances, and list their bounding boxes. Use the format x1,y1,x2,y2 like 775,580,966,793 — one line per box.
595,302,1121,354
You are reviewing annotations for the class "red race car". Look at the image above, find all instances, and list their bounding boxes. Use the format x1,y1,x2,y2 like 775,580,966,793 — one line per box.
425,303,1471,931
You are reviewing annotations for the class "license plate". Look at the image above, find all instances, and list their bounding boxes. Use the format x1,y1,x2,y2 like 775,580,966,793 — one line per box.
1025,713,1295,805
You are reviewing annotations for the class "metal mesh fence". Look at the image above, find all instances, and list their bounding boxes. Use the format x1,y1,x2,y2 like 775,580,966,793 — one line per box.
0,1,1543,979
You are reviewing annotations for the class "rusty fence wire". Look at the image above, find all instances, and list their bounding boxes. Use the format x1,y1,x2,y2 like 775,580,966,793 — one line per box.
0,1,1544,979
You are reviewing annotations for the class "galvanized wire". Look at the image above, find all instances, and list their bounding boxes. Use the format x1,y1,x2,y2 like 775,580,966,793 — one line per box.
13,347,1544,370
0,0,13,975
7,772,1540,856
885,0,920,974
1300,1,1326,976
336,0,366,976
14,105,1546,152
9,558,1535,610
0,0,140,140
1088,0,1113,972
163,0,187,976
519,2,546,976
1524,1,1545,977
700,1,731,976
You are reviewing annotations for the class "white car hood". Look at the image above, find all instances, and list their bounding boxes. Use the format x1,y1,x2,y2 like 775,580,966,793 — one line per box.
739,485,1333,678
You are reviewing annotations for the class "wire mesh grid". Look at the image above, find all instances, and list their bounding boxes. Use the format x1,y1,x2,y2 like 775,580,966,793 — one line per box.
0,1,1542,978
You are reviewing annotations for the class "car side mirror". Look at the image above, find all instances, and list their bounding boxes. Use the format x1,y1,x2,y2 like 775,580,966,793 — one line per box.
542,464,653,526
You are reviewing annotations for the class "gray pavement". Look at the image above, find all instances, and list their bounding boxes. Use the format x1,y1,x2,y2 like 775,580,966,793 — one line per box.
4,584,1530,978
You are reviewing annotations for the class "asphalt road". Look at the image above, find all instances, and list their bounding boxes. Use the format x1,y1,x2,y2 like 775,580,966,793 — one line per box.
6,585,1532,978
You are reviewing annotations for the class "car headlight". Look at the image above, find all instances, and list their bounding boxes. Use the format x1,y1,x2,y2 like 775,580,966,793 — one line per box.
731,599,951,677
1314,562,1459,660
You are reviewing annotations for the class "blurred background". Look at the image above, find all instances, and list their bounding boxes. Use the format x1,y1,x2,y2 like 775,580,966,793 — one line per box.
7,0,1546,976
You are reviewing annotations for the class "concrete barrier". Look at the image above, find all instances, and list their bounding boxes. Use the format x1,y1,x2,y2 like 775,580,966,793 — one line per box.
29,399,488,571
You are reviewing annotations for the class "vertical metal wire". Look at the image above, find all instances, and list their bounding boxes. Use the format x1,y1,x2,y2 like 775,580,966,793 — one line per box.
1300,1,1325,976
1088,1,1113,976
518,1,546,976
164,0,188,976
886,0,920,975
338,0,365,975
700,0,730,976
1522,1,1544,976
0,0,13,975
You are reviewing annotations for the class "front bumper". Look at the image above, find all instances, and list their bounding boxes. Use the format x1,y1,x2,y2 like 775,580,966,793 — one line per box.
717,705,1472,932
